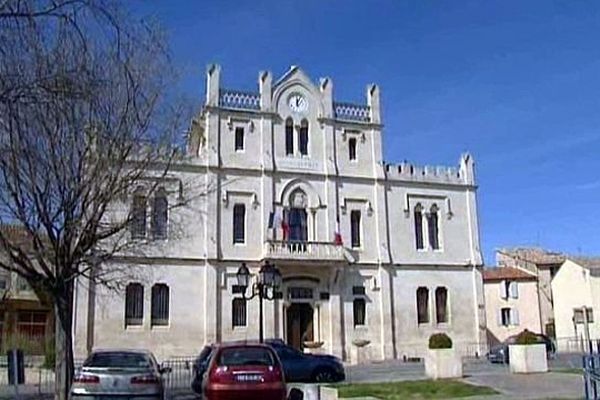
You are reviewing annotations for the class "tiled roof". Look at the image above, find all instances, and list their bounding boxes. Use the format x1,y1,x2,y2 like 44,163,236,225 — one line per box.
499,247,566,265
568,257,600,270
482,267,537,282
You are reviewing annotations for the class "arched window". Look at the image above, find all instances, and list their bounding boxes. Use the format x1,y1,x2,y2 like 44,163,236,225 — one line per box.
414,204,424,250
435,287,448,323
428,204,440,250
233,203,245,244
416,286,429,324
125,283,144,326
285,118,294,155
151,188,168,239
299,119,309,156
287,189,308,242
131,188,147,239
151,284,169,326
232,298,247,327
353,298,366,326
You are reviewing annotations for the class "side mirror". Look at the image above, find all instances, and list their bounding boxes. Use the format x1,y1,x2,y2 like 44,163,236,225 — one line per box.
288,388,303,400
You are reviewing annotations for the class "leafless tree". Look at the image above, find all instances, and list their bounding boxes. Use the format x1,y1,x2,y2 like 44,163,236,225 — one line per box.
0,1,193,398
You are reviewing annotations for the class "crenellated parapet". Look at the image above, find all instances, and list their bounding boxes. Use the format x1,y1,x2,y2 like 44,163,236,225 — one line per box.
385,153,476,186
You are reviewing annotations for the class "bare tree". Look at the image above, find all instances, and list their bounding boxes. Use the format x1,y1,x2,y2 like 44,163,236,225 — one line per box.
0,1,192,398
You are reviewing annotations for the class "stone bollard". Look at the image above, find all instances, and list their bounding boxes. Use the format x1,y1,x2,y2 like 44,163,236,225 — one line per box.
287,384,338,400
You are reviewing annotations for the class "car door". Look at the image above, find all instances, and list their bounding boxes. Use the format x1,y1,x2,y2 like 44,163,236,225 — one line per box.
276,346,308,382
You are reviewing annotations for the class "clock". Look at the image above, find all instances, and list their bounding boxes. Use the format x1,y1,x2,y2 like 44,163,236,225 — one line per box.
288,94,308,113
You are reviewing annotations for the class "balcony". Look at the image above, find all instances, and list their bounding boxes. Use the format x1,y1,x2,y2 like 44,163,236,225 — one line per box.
264,240,348,262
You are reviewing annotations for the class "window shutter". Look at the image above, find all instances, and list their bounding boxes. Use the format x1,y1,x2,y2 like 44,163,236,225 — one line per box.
499,281,507,299
511,308,520,326
510,281,519,299
497,310,502,327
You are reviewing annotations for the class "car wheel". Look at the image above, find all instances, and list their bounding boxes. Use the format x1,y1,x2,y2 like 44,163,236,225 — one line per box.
312,367,337,383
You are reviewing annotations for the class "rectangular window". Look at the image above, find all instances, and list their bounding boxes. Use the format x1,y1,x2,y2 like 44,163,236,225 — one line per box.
353,298,366,327
125,283,144,326
350,210,361,248
574,308,594,323
501,307,511,326
131,194,147,239
17,311,47,338
417,287,429,324
233,204,245,244
232,298,247,327
349,138,357,161
235,127,244,151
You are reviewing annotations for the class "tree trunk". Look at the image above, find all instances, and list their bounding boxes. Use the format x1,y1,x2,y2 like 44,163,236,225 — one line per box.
54,282,75,400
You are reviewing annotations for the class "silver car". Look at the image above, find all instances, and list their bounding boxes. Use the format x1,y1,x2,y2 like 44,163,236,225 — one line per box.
70,349,170,400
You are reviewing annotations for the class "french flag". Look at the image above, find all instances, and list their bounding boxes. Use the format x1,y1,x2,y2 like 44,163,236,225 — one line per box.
334,218,343,245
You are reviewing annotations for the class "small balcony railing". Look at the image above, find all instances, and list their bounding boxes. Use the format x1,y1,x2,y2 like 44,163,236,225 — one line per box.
264,240,346,262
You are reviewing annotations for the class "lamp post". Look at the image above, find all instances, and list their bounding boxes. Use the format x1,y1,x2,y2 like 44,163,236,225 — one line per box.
235,261,283,343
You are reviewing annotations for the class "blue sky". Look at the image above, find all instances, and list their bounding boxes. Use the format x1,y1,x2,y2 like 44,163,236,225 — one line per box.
134,1,600,264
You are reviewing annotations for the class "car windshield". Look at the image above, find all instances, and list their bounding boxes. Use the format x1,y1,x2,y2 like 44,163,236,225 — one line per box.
217,347,274,367
84,352,151,369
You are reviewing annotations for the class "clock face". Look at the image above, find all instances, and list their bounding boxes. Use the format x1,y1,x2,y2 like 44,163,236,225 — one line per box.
288,94,308,113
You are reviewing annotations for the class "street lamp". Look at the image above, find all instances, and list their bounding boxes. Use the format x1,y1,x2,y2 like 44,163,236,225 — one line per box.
234,261,283,343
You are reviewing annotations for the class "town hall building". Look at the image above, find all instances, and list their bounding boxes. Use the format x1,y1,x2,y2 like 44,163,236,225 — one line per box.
73,65,487,363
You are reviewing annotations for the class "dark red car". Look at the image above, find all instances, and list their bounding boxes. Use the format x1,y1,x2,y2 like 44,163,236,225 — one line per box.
203,343,287,400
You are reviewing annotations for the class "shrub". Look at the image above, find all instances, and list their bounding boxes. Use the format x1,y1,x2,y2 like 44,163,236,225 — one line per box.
514,329,541,345
43,338,55,370
428,333,453,349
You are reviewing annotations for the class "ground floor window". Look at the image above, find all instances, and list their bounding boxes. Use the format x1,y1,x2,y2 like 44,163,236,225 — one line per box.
17,310,46,338
125,283,144,326
353,298,366,327
416,287,429,324
232,298,247,327
151,284,169,326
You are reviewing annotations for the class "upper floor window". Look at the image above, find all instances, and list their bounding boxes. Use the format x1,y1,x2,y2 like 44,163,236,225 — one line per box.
414,204,424,250
232,298,247,327
299,119,309,156
131,189,147,239
350,210,361,248
349,138,357,161
435,287,448,323
151,284,169,326
151,188,168,239
428,204,440,250
233,203,245,244
235,127,244,151
285,118,294,155
125,283,144,326
500,280,518,299
416,286,429,324
353,298,366,327
500,307,519,326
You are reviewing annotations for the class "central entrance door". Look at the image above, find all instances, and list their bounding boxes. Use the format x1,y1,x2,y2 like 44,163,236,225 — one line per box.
286,303,314,350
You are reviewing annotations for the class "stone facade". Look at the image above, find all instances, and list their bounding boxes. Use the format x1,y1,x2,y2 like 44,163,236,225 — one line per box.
73,65,486,362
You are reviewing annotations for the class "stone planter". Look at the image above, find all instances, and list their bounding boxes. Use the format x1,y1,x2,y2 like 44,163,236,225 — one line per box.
508,343,548,373
425,348,463,380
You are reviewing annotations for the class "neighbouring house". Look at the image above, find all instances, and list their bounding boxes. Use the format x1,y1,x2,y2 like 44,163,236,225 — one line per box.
496,248,565,337
551,257,600,352
0,225,54,355
73,65,486,362
482,267,540,346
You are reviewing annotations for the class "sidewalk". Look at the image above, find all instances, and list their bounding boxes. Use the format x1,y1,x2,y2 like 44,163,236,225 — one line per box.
461,371,583,400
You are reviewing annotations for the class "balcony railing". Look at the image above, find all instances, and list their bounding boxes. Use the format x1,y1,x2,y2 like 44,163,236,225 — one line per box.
264,240,346,261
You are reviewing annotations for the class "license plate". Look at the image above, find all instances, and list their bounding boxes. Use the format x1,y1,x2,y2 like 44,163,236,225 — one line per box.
235,374,262,382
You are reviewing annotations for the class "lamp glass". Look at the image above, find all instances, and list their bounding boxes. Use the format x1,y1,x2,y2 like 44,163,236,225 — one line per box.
236,264,250,288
